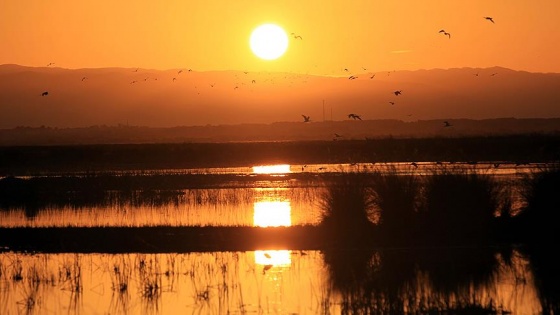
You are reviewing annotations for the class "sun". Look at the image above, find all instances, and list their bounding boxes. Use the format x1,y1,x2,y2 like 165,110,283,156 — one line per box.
250,23,289,60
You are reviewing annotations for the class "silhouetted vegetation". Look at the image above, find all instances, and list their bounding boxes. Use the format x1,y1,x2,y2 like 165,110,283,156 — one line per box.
369,166,421,243
514,164,560,243
418,169,506,245
322,247,513,314
318,172,376,244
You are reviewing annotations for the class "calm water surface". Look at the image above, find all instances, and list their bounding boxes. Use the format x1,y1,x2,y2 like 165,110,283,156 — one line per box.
0,162,555,314
0,249,543,315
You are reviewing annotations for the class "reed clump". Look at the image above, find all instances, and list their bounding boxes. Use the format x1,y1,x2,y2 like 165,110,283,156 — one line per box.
318,172,376,242
417,169,504,244
516,164,560,242
318,167,510,246
369,166,421,243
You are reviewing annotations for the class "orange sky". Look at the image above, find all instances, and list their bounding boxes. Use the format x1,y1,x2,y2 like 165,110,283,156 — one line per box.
1,1,560,75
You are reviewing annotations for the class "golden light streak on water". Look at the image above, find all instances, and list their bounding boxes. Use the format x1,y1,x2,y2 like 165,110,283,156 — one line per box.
253,201,291,227
254,250,291,266
252,164,291,174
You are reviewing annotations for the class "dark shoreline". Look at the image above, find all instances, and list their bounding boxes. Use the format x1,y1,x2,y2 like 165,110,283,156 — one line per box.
1,225,525,254
1,134,560,176
0,226,332,254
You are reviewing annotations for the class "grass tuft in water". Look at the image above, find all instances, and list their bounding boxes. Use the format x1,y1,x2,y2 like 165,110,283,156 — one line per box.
318,172,376,242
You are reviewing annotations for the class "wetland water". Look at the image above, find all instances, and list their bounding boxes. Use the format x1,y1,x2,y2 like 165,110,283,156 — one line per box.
0,162,557,314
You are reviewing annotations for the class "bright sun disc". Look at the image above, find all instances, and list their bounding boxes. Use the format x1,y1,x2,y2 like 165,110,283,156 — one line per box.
250,24,288,60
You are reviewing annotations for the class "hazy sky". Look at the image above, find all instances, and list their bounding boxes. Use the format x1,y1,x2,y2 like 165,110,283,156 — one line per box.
1,1,560,75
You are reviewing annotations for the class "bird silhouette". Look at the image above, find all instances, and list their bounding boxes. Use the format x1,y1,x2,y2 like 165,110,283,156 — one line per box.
370,74,375,79
290,32,303,40
484,17,495,23
348,113,362,120
443,31,451,38
81,77,88,81
334,133,342,138
389,101,395,105
348,75,358,80
41,91,49,96
443,121,453,127
302,115,311,122
177,70,183,74
262,264,273,274
172,77,177,82
47,62,55,67
394,90,402,96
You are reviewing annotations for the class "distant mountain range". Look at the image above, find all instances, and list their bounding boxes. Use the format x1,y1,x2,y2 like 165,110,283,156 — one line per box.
1,64,559,131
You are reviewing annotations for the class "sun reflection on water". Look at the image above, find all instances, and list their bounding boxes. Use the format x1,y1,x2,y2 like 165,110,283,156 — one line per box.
252,164,291,174
253,191,292,268
254,250,291,266
253,200,291,227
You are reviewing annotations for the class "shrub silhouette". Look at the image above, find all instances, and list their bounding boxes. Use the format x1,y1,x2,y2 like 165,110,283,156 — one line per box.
319,172,375,243
418,170,503,244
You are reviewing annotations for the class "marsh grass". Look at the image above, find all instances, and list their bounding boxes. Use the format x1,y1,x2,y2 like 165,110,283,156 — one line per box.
418,168,507,244
317,166,514,246
516,164,560,242
369,166,421,242
318,171,376,241
322,247,512,314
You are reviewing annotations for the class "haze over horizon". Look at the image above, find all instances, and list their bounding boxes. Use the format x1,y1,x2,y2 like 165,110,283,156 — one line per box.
2,65,560,129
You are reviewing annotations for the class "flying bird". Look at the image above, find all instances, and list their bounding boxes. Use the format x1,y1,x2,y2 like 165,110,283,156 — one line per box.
484,16,495,23
46,62,55,67
41,91,49,96
394,90,402,96
81,76,88,81
334,133,342,138
389,101,395,105
290,32,303,40
443,31,451,38
370,74,375,79
302,114,311,122
348,75,357,80
348,113,362,120
443,121,453,127
178,70,183,74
